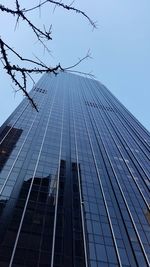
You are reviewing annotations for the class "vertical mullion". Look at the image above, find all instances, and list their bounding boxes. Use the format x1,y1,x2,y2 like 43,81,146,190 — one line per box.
83,80,150,266
8,81,58,267
50,84,65,267
71,84,89,267
79,79,123,267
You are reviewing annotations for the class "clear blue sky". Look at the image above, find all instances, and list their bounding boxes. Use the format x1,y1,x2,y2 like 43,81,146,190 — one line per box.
0,1,150,131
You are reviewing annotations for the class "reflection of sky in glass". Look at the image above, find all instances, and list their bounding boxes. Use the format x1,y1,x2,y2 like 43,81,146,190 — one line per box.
0,72,150,266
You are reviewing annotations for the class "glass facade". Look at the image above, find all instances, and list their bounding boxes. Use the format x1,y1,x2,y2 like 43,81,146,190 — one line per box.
0,72,150,267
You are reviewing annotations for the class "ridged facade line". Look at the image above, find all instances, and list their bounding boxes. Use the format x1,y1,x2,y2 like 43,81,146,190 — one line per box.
100,99,150,203
87,80,150,207
101,104,150,209
100,83,150,145
78,82,123,267
50,85,65,267
81,78,150,266
84,92,150,266
86,82,150,262
0,73,149,267
87,79,150,190
82,80,140,266
0,92,47,196
93,81,150,191
92,80,150,163
71,87,89,267
85,80,150,266
99,82,150,157
8,81,58,267
0,92,35,146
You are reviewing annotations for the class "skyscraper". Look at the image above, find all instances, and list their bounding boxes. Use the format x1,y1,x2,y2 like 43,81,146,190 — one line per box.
0,72,150,267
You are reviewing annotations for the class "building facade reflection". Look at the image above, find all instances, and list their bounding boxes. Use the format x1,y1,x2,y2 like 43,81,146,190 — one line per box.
0,72,150,267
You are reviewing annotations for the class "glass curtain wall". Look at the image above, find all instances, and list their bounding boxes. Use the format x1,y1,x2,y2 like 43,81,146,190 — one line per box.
0,72,150,267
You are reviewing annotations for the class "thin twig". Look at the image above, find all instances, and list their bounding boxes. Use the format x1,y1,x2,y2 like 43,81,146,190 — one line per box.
0,1,95,110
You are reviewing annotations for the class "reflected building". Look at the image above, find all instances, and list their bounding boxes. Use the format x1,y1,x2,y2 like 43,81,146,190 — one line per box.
0,72,150,267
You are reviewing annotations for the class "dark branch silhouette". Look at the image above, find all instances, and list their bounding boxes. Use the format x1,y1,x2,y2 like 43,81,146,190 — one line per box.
0,1,96,110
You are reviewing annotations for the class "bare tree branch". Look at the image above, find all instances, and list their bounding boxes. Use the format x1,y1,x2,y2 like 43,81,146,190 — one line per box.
0,3,52,40
0,1,95,110
24,0,96,29
65,49,92,70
